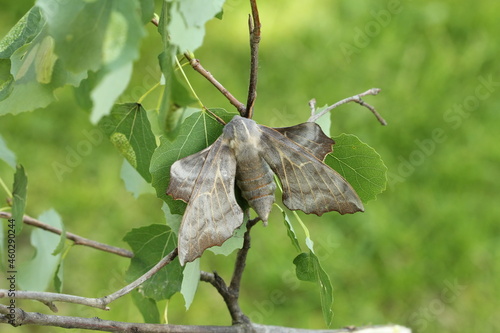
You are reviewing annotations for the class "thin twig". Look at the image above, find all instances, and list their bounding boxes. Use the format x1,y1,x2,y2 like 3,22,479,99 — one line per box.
308,88,386,125
0,248,178,311
149,18,245,118
199,218,261,325
103,248,178,305
244,0,262,118
0,290,108,310
0,212,133,258
308,98,317,117
0,305,411,333
229,217,260,291
184,53,246,115
200,269,249,325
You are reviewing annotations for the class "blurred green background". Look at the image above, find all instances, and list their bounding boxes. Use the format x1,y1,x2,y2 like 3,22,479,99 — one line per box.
1,0,499,332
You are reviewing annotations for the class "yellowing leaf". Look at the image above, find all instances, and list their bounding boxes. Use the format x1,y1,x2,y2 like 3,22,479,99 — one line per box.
35,35,58,84
110,132,137,168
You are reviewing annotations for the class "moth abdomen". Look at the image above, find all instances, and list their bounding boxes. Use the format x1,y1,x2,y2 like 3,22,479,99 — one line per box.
236,161,276,222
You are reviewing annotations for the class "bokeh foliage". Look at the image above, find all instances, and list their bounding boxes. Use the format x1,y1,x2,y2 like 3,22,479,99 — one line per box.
1,0,499,332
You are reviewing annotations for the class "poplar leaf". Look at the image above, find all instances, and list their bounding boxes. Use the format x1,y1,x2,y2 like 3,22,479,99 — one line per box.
326,134,387,203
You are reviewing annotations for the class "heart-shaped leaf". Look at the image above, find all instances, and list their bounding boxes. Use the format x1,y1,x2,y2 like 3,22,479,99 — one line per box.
325,134,387,203
124,224,182,300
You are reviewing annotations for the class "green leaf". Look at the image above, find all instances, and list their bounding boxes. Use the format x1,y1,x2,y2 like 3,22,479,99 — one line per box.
290,211,334,327
157,56,197,133
131,289,160,323
12,164,27,235
36,0,145,73
293,251,334,327
150,109,236,214
18,209,64,292
0,7,43,103
277,205,301,252
157,49,175,132
51,220,66,256
207,222,246,257
0,134,16,169
90,63,133,124
156,0,224,133
314,105,332,135
0,59,14,101
167,0,226,53
181,259,200,310
171,74,198,109
53,262,64,293
0,7,43,59
293,252,316,282
274,202,300,252
54,240,72,293
99,103,156,182
124,224,183,300
162,202,182,235
73,70,96,110
138,0,155,24
120,159,155,199
0,23,87,115
325,134,387,203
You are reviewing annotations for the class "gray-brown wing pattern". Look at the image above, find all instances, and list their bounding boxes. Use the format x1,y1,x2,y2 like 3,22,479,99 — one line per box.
273,122,334,161
167,146,211,203
259,125,364,215
169,137,244,265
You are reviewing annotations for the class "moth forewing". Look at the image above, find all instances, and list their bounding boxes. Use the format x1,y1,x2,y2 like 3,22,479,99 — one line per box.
167,145,212,203
174,137,244,265
273,122,335,160
258,125,364,215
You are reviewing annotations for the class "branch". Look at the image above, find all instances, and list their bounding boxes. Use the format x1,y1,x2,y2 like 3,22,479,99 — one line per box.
103,247,178,305
0,248,178,311
229,217,260,291
244,0,262,118
307,88,387,125
149,17,246,116
184,53,247,116
0,212,133,258
0,305,411,333
0,290,108,311
200,271,247,325
200,218,261,325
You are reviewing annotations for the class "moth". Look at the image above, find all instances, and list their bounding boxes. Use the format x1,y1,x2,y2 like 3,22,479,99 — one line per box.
167,115,364,265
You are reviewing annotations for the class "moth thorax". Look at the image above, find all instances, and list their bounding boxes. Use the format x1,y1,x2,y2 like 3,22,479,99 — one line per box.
236,158,276,222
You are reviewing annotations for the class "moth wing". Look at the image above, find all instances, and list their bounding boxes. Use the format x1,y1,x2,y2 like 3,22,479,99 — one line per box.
259,125,364,215
176,137,244,265
274,122,334,160
167,146,211,202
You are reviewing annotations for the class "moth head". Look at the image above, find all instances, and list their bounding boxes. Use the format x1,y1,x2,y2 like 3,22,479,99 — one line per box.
224,116,261,153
